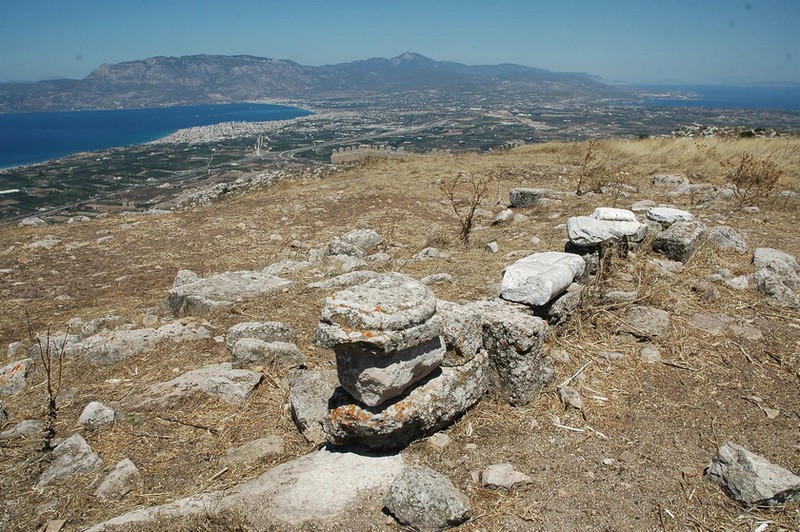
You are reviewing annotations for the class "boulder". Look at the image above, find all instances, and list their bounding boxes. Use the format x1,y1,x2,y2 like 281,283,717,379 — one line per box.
231,339,307,370
225,321,296,352
79,401,117,431
707,226,748,253
0,358,35,395
500,251,586,307
645,207,694,226
325,352,489,450
18,216,46,227
652,220,707,263
705,442,800,508
755,268,800,309
0,401,5,427
618,305,670,339
124,363,262,410
314,273,440,353
384,466,471,530
94,459,143,501
167,270,293,316
36,434,102,489
334,336,446,408
287,369,340,445
753,247,799,272
86,449,405,531
753,248,799,289
337,228,384,251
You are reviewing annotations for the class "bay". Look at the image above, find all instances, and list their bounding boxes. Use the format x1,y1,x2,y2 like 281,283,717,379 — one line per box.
0,103,312,169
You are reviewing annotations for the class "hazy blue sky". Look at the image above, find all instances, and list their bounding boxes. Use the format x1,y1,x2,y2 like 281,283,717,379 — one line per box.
0,0,798,85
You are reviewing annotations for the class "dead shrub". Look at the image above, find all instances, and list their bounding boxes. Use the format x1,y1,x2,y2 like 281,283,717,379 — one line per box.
722,152,782,207
438,171,495,245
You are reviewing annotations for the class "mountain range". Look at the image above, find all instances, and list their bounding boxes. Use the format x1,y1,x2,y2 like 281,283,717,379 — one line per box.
0,52,631,113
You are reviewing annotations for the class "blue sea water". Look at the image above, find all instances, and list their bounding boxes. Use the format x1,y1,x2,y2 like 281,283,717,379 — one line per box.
0,103,313,169
640,85,800,112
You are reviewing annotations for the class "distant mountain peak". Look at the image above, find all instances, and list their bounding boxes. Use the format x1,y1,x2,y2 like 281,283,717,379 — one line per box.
390,52,437,65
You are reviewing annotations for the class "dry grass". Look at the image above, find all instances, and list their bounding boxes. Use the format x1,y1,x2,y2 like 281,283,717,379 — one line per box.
1,137,799,530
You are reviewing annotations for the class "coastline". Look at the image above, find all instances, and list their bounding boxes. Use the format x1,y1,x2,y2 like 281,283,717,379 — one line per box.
0,105,318,171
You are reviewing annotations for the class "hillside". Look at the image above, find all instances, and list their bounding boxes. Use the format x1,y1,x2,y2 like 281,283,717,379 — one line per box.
0,52,632,112
1,137,799,530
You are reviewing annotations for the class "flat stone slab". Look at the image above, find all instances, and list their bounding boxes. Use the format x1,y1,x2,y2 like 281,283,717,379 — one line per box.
225,321,296,352
646,207,694,226
618,305,670,339
500,251,586,307
314,272,440,352
76,319,213,365
652,220,707,263
167,270,293,316
325,352,489,450
87,449,405,531
334,336,446,407
706,442,800,508
123,363,262,410
567,208,648,246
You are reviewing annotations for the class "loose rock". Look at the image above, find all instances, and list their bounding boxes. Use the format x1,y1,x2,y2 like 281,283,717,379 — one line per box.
287,369,340,445
652,220,707,263
481,463,533,490
384,466,471,530
0,358,35,395
78,401,117,431
94,459,143,501
705,442,800,508
231,339,306,370
37,434,102,489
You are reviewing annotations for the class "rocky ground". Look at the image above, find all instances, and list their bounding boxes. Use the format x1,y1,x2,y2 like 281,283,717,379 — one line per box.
1,138,799,531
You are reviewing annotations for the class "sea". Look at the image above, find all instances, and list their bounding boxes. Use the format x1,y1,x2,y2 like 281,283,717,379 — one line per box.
639,85,800,112
0,103,312,169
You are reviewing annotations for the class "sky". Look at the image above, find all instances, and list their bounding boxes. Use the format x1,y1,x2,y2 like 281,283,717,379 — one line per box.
0,0,798,85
